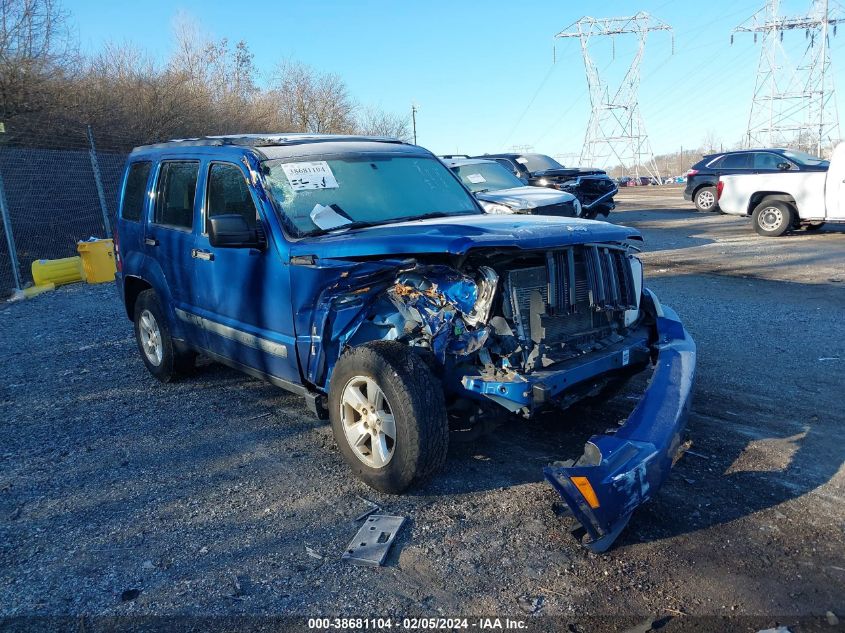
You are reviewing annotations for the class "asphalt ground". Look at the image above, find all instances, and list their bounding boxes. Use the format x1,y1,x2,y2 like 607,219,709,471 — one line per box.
1,185,843,632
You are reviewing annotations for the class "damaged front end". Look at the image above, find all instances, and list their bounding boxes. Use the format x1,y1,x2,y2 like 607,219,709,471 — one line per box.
300,242,695,551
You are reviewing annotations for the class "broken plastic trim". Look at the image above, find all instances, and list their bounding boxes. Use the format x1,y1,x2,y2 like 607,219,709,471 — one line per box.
543,304,696,552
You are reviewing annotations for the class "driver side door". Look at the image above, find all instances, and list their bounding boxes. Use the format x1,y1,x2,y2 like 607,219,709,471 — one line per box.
189,161,300,384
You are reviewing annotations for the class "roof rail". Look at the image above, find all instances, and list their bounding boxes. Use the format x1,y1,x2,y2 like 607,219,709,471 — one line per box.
133,133,407,152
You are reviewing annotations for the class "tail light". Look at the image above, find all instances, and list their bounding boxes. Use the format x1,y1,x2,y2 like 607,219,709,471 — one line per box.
113,227,122,272
716,179,724,200
686,169,699,177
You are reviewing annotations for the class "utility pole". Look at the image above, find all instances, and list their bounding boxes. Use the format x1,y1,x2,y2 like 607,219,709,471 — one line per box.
411,103,418,145
733,0,843,153
556,12,673,181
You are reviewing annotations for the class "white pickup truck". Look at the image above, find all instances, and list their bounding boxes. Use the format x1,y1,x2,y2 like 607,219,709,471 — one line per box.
717,143,845,236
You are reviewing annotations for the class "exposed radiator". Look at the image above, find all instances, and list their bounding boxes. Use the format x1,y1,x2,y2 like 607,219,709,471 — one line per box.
504,246,636,349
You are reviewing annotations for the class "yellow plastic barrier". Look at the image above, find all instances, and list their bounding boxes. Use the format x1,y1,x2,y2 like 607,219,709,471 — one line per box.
31,256,84,286
77,238,116,284
23,282,55,298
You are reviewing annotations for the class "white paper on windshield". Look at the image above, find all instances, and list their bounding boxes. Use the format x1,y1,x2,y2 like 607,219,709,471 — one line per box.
515,157,528,164
281,161,339,191
466,173,486,184
310,203,351,230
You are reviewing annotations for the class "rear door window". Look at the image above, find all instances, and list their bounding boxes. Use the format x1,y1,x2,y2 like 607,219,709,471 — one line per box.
206,163,258,232
154,161,199,230
720,153,752,169
121,161,152,222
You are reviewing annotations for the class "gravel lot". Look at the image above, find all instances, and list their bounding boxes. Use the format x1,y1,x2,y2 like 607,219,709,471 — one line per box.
1,186,843,631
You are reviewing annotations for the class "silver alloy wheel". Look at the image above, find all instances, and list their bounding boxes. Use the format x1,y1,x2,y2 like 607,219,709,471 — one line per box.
340,376,397,468
138,309,164,366
697,189,715,210
758,206,783,232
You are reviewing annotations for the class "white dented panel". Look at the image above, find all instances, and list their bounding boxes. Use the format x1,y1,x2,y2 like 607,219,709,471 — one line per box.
824,143,845,219
719,167,829,219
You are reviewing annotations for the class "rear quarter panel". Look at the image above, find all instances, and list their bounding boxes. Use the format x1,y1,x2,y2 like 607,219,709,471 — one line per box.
719,172,827,218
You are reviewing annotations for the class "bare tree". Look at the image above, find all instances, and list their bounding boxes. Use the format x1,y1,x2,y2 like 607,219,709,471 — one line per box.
356,106,411,141
268,60,356,134
0,7,412,148
700,129,721,153
0,0,73,120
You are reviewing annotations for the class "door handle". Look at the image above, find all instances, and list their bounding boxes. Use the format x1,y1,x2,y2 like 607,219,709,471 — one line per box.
191,249,214,261
144,237,159,246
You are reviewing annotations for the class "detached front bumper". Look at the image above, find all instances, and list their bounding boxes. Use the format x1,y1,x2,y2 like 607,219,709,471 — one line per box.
544,304,696,551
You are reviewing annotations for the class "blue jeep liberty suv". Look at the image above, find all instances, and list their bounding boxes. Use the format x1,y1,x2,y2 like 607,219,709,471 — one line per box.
114,134,696,551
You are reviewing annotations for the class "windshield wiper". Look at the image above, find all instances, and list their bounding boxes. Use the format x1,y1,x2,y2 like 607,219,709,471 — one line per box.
397,211,476,222
303,211,475,237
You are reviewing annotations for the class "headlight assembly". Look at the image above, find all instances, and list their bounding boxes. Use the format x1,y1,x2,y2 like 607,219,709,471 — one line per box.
479,200,516,215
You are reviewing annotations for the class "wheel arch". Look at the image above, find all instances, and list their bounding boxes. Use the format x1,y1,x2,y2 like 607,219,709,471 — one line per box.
749,192,797,216
692,182,716,197
123,275,152,320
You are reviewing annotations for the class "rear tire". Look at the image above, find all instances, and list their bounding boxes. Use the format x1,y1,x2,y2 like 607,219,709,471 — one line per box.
752,200,794,237
133,290,195,382
328,341,448,494
694,186,718,212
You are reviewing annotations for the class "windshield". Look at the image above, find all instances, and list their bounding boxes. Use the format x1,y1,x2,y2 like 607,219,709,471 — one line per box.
262,154,479,236
781,149,829,167
517,154,565,172
451,161,525,193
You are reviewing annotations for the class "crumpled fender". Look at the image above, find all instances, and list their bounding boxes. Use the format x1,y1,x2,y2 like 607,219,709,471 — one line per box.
543,305,696,552
292,258,414,389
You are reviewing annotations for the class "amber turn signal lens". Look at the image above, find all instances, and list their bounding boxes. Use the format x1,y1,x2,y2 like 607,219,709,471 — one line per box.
570,476,600,509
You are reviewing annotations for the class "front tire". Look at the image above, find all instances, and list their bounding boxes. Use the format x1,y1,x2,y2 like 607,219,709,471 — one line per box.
752,200,794,237
133,289,195,382
328,341,448,494
694,186,718,212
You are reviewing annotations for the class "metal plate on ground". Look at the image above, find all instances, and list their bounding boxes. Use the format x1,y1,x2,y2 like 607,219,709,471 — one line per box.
342,514,405,566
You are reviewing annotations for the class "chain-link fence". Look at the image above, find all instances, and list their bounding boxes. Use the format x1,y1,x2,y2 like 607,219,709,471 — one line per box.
0,121,131,296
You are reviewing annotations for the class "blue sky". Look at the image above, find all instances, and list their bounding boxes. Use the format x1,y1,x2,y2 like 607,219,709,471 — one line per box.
68,0,845,164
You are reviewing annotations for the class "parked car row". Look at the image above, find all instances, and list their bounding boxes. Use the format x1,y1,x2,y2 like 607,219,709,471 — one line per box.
114,133,695,552
684,147,829,212
717,143,843,236
441,152,618,219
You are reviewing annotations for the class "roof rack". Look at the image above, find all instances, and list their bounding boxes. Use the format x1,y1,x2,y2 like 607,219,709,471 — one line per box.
134,133,407,151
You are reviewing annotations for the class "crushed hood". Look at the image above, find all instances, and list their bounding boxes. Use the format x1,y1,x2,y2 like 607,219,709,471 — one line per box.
289,214,640,260
533,167,610,179
476,186,577,210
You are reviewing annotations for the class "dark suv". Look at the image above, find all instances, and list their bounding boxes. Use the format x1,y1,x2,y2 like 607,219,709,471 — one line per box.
114,134,695,551
684,148,829,212
473,153,618,218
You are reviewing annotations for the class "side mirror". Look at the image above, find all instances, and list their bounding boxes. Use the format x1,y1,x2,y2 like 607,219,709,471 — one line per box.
208,214,263,249
777,162,792,171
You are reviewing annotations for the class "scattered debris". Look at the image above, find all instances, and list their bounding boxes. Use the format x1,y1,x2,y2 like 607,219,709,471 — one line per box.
305,545,323,560
827,611,839,626
353,495,382,522
120,588,140,602
243,411,272,421
622,616,655,633
756,627,792,633
818,357,840,362
517,595,545,615
342,515,405,566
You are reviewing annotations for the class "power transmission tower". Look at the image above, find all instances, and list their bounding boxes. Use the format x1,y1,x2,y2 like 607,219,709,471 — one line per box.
734,0,844,154
556,12,672,180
